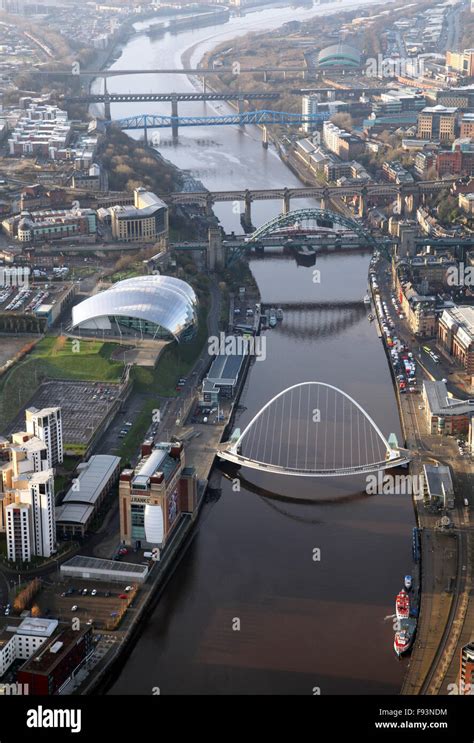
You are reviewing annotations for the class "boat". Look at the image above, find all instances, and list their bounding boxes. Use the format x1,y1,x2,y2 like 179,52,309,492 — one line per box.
404,575,413,591
396,589,410,619
269,308,277,327
363,294,371,305
394,627,414,656
276,308,284,321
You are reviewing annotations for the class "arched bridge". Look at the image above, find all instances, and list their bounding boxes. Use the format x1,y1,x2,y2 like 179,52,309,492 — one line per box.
217,382,411,477
246,207,377,246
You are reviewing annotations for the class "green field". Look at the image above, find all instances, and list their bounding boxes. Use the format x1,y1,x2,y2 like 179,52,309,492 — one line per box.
0,337,124,427
132,302,210,398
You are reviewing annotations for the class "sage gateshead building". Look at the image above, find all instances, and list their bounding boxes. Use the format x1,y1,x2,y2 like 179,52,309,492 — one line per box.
71,275,198,341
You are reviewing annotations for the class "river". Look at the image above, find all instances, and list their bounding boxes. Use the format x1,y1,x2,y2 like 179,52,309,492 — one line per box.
103,0,414,695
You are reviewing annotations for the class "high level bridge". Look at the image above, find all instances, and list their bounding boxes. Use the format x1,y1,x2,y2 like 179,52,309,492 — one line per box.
65,90,281,126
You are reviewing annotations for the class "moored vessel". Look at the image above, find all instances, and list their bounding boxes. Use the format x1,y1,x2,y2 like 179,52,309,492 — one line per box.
396,589,410,619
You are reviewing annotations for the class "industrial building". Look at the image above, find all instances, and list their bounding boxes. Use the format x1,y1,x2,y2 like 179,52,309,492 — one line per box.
423,463,454,509
119,441,197,550
60,555,149,584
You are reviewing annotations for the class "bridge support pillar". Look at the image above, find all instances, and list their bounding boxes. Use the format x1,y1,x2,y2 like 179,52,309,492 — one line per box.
238,95,245,129
263,70,268,83
205,195,214,218
396,191,405,218
282,188,290,215
358,189,367,220
143,121,148,145
321,188,329,211
207,226,224,271
103,77,111,120
171,98,179,143
262,125,268,149
244,191,252,227
202,76,207,94
406,187,419,218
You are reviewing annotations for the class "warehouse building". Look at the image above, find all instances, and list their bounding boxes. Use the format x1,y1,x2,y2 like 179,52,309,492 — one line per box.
60,555,149,584
55,454,121,538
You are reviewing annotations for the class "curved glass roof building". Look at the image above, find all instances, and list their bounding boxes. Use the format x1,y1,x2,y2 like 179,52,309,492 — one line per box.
317,43,362,69
71,275,198,342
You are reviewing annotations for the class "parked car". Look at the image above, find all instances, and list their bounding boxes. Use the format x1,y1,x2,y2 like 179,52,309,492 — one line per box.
91,589,97,596
71,605,78,612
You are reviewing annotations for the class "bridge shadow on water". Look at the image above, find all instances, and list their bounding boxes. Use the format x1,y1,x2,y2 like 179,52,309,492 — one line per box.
217,464,369,511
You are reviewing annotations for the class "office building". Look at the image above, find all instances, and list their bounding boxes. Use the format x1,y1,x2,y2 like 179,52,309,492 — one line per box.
110,187,168,243
446,49,474,78
0,617,58,677
17,624,93,695
322,120,365,161
417,106,458,142
422,380,474,435
2,208,97,244
438,306,474,374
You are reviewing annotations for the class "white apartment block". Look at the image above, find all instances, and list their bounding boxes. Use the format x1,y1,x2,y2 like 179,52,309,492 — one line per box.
25,406,63,466
5,502,31,562
0,617,58,676
4,470,56,561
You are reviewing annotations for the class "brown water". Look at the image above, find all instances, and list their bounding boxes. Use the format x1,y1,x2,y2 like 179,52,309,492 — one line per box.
105,0,413,695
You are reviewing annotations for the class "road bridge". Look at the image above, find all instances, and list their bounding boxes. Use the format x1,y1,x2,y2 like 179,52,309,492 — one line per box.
65,90,281,122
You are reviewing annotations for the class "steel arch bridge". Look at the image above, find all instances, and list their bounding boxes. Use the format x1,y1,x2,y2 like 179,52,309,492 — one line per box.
217,382,411,477
108,110,330,130
247,207,377,246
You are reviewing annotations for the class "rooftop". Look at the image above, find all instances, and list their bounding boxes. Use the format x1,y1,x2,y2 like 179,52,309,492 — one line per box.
61,554,148,576
62,454,120,506
423,380,474,416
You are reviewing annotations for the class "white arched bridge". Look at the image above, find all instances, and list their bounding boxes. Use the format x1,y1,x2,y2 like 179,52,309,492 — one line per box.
217,382,411,477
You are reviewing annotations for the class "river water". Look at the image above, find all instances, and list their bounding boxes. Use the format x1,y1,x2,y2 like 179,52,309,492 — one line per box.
104,0,414,695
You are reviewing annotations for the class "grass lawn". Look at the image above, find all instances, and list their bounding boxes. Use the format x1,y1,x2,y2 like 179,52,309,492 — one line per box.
0,337,124,427
132,302,210,398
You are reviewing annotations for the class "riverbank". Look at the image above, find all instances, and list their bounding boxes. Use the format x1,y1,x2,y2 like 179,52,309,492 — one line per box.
371,253,473,696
